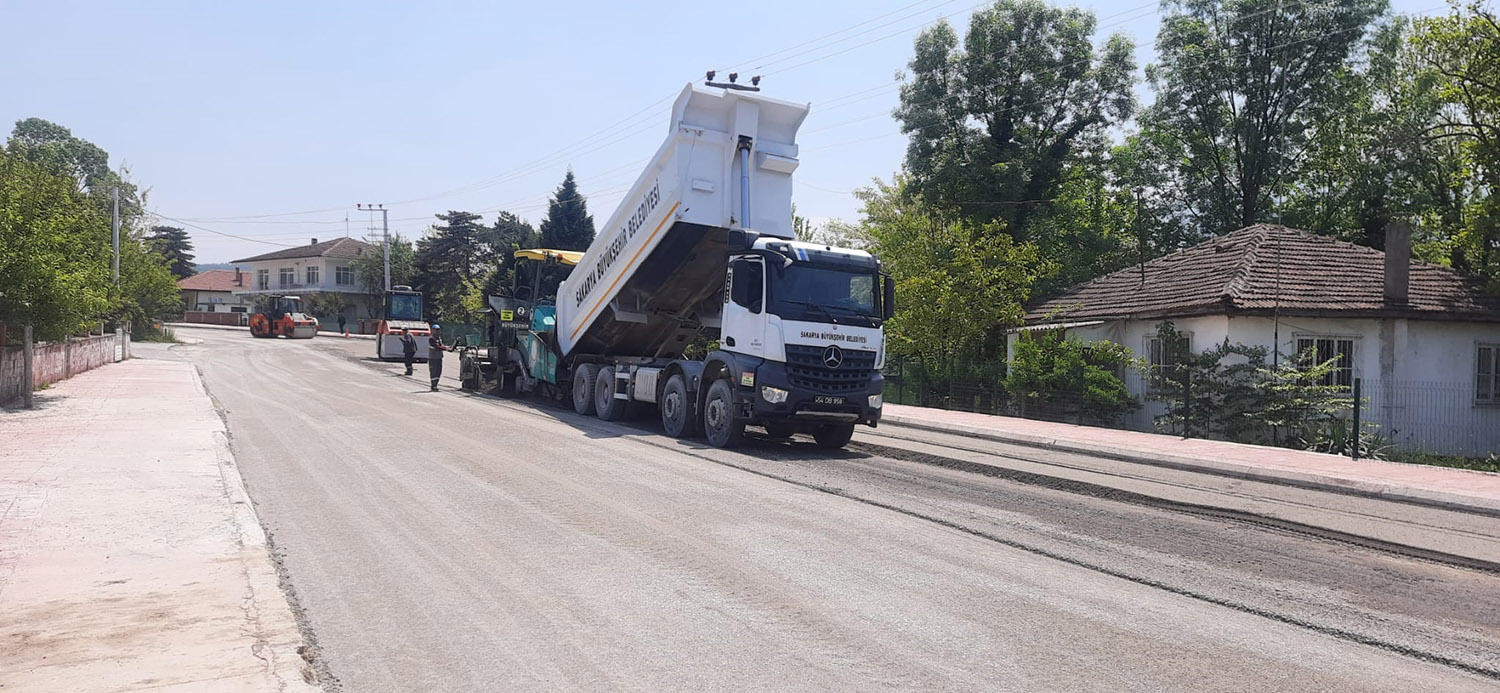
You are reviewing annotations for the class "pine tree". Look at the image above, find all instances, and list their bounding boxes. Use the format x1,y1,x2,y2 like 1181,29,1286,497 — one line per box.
147,225,196,279
538,170,595,251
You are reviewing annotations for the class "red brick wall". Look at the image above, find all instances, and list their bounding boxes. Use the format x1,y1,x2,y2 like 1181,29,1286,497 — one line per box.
0,334,118,406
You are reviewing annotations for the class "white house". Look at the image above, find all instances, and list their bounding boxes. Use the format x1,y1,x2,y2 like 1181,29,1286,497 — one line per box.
231,237,381,325
1014,224,1500,457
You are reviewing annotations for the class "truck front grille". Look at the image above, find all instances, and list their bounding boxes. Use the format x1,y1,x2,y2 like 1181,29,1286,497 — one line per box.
784,345,877,394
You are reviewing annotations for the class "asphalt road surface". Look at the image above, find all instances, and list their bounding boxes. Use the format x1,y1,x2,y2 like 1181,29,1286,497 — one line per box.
154,329,1500,691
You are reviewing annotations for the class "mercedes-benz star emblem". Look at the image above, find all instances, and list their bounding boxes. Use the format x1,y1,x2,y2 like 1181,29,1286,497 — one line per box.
822,345,844,369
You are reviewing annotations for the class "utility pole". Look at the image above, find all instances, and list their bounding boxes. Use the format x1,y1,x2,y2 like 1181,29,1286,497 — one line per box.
111,187,120,283
357,203,390,291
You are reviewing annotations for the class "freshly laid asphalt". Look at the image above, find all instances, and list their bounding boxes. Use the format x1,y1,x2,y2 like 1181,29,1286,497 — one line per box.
160,328,1500,691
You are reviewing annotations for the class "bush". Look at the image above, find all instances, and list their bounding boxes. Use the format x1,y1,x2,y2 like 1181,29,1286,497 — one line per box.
1005,332,1139,425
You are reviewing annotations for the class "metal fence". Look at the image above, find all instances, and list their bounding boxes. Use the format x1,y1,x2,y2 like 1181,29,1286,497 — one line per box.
883,358,1499,460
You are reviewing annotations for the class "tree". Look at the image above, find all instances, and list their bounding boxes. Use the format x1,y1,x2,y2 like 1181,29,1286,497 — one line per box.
858,177,1051,364
115,230,183,326
479,211,537,297
894,1,1136,238
1411,2,1500,284
352,232,415,298
147,225,196,279
537,170,595,251
1142,0,1388,234
412,211,495,323
0,146,112,340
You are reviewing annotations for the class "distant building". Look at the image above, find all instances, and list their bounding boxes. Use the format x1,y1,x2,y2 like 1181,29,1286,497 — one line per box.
1014,224,1500,457
231,237,380,325
178,269,256,324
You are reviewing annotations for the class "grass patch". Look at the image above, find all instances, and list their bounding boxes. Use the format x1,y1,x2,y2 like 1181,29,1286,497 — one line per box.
1387,451,1500,474
134,326,181,343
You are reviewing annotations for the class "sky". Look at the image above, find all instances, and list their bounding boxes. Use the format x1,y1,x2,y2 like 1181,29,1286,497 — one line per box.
3,0,1442,264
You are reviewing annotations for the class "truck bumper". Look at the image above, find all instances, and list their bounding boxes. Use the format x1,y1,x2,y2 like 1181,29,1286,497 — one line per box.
741,359,883,428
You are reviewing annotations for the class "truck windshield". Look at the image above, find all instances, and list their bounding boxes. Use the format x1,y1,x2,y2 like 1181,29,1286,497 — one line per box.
387,293,423,321
769,264,878,325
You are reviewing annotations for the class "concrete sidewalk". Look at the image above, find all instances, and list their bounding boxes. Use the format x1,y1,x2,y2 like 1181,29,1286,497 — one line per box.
166,322,376,341
0,359,316,691
882,404,1500,517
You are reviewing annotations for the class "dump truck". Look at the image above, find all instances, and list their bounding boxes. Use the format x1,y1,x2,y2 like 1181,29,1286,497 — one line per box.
459,83,892,449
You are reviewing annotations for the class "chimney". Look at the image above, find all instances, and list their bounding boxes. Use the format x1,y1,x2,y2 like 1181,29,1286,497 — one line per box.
1383,221,1411,306
234,267,242,286
311,237,318,245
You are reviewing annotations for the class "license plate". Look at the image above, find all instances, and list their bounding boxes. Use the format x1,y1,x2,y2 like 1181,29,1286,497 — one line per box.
814,395,845,405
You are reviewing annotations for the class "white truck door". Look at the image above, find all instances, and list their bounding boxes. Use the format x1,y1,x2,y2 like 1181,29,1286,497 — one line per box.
721,256,767,358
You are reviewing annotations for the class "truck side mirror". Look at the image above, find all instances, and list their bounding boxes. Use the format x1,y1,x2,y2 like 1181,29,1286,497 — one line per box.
882,275,896,320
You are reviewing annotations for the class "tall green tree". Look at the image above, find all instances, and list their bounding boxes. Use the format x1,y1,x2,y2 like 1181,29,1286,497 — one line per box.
1411,1,1500,282
147,225,196,279
1142,0,1388,234
0,146,112,340
894,0,1136,238
857,177,1051,364
537,170,595,251
480,211,537,297
116,230,184,325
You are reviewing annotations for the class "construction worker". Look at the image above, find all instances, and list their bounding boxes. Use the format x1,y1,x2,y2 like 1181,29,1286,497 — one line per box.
399,328,417,376
427,324,448,392
338,313,348,336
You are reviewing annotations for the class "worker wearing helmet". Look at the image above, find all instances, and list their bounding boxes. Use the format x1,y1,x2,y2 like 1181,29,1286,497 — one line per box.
399,329,418,376
427,325,448,392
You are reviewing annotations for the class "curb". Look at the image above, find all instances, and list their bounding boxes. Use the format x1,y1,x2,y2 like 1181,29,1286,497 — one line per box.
167,322,378,341
880,413,1500,519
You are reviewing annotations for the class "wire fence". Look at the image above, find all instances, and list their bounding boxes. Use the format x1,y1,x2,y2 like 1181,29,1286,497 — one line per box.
883,358,1500,460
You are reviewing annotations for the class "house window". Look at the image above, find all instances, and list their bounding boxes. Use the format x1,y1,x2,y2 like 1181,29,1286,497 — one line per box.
1145,332,1190,391
335,265,354,285
1295,336,1357,389
306,265,320,285
279,267,295,288
256,269,269,290
1479,344,1499,404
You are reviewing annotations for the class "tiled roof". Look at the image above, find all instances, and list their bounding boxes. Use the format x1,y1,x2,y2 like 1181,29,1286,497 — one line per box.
231,237,374,264
1026,224,1500,323
177,269,246,292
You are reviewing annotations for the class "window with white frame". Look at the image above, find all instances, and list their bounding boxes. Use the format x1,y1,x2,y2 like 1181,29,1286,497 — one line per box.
335,265,354,285
1145,331,1190,390
306,265,319,286
1478,344,1499,404
1294,335,1357,389
256,269,269,290
279,267,295,287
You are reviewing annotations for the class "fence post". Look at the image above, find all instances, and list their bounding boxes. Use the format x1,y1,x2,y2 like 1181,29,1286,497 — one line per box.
1351,378,1362,461
21,324,34,409
1183,369,1192,438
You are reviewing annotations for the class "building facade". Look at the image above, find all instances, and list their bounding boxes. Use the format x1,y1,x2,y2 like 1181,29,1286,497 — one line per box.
231,237,381,325
1015,225,1500,457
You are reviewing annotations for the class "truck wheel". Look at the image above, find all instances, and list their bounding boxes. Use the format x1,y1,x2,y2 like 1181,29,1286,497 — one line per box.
763,423,795,439
660,374,699,438
813,423,856,450
703,379,745,448
572,364,598,416
594,365,632,421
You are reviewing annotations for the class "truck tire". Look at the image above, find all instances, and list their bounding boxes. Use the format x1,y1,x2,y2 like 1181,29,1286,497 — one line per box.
703,379,746,448
572,364,599,416
813,423,856,450
594,365,632,421
660,373,699,438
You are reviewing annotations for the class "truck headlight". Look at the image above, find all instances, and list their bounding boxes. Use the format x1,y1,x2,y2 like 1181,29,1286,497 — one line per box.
868,393,883,409
761,386,789,404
